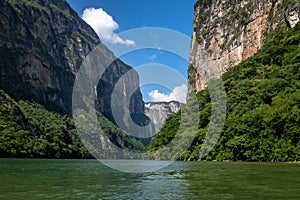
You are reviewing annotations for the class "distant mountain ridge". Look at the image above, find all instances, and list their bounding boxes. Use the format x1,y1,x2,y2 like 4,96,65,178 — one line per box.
145,101,181,133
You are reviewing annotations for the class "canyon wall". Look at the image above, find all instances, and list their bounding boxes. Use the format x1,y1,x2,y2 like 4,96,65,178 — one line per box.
145,101,181,133
189,0,300,91
0,0,145,118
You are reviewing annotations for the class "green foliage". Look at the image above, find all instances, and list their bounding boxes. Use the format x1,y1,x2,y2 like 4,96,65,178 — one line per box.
96,111,145,152
9,0,46,12
147,23,300,162
0,90,89,158
0,90,144,158
8,0,73,21
194,0,212,9
145,111,181,152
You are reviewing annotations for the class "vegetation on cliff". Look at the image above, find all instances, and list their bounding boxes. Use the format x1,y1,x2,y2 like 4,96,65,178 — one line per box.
0,90,144,158
146,23,300,162
0,0,147,158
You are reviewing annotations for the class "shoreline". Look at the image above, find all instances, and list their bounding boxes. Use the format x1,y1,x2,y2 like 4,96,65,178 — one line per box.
1,157,299,164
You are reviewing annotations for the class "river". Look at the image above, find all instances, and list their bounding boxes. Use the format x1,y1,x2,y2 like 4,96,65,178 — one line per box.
0,159,299,199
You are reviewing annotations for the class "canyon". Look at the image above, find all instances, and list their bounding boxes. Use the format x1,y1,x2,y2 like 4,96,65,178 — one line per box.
189,0,299,91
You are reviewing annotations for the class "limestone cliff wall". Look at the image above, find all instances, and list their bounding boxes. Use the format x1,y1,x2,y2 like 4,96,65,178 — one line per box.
0,0,145,116
145,101,181,133
189,0,300,91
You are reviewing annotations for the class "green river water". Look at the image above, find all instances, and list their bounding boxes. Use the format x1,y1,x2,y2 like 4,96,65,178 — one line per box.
0,159,299,199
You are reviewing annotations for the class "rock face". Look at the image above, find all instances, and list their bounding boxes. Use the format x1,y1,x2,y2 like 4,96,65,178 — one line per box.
189,0,300,92
96,58,145,124
0,0,145,118
145,101,181,133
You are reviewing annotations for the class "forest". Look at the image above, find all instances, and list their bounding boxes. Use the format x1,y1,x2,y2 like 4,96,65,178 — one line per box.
146,22,300,162
0,89,144,158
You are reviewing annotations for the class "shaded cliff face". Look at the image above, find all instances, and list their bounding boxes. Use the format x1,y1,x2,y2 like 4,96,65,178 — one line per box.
189,0,300,91
145,101,181,133
0,0,97,113
96,59,145,124
0,0,145,116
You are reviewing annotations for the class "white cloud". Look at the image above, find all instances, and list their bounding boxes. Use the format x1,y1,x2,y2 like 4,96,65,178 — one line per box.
148,84,187,103
82,8,135,46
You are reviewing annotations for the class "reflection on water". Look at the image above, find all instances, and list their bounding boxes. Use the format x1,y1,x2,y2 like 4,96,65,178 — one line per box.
99,159,173,173
0,159,299,200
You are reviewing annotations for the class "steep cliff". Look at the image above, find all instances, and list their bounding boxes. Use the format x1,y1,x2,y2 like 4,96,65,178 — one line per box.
147,22,300,161
0,0,148,157
189,0,300,91
96,59,145,124
0,0,145,117
144,101,181,133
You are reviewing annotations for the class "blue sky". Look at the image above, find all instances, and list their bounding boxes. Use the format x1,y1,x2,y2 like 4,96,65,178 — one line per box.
67,0,196,102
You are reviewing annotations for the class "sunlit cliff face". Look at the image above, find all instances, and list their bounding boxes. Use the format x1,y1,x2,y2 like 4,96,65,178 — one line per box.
189,0,300,92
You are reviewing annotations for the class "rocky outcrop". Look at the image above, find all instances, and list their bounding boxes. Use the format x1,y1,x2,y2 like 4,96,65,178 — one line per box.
189,0,300,92
0,0,145,118
145,101,181,133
